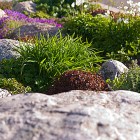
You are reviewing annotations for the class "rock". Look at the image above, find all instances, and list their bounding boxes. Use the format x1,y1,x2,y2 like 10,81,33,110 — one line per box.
0,39,20,61
12,1,36,15
9,23,60,41
47,70,112,95
0,39,34,61
0,9,8,18
0,88,11,98
99,60,129,80
0,90,140,140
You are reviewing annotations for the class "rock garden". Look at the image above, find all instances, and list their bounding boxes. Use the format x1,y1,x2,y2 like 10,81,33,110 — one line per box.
0,0,140,139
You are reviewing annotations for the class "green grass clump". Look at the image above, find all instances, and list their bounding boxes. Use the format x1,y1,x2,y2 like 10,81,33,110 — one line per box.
0,33,103,92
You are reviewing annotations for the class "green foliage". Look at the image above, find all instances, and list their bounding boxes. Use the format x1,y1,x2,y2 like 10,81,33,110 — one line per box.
34,0,75,17
33,0,101,17
0,78,31,95
63,14,111,53
107,39,140,63
14,33,103,92
107,61,140,93
0,58,31,94
63,14,140,61
22,10,50,19
27,11,50,18
0,58,21,78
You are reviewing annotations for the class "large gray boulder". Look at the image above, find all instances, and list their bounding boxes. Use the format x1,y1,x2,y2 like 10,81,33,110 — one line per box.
9,23,60,40
99,60,129,80
12,1,36,15
0,39,20,61
0,39,33,61
0,90,140,140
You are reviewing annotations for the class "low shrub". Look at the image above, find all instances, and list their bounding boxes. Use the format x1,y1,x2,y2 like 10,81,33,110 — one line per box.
0,58,31,94
107,39,140,64
47,69,112,95
27,11,50,19
63,13,140,62
0,77,31,95
33,0,101,18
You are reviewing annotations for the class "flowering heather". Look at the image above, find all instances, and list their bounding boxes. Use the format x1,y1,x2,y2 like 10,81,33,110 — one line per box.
4,10,62,27
0,9,62,39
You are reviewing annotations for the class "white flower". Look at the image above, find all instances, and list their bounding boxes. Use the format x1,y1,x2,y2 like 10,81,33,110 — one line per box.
76,0,85,6
137,2,140,7
84,4,88,8
133,9,137,12
117,6,122,9
131,3,136,8
127,0,133,5
123,19,129,24
129,10,133,14
71,2,75,8
117,18,129,24
126,11,130,14
104,10,110,17
117,18,123,23
124,6,128,10
107,10,110,14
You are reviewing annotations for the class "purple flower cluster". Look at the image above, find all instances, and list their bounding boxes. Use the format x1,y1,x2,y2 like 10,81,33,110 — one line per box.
4,10,62,27
0,9,62,39
0,17,9,39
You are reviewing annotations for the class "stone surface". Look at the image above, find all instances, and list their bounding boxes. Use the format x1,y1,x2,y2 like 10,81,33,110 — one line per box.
99,60,129,80
0,88,11,98
0,90,140,140
12,1,36,15
0,9,8,18
9,22,59,40
0,39,34,61
0,39,20,61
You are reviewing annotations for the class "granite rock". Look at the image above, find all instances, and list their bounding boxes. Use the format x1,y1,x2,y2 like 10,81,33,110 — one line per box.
0,39,20,61
13,1,36,15
99,60,129,80
9,23,60,41
0,88,11,98
0,90,139,140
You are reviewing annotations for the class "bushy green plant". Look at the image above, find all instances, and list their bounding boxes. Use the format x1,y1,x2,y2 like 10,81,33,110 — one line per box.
107,39,140,63
0,58,21,78
63,14,140,59
0,78,31,95
0,58,31,94
27,11,50,18
63,14,111,53
107,61,140,93
33,0,101,17
34,0,73,17
14,33,103,92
